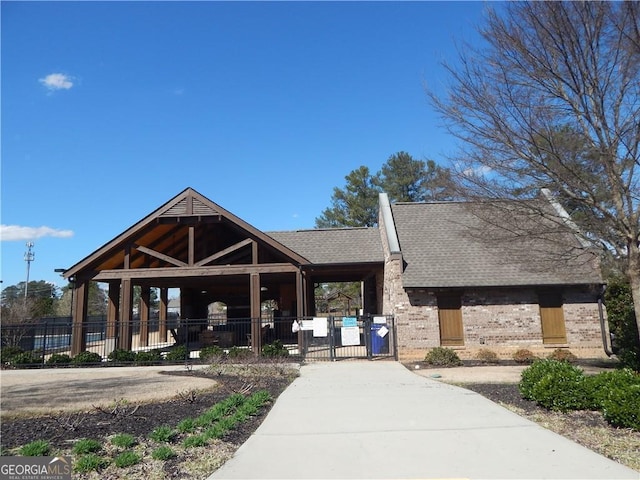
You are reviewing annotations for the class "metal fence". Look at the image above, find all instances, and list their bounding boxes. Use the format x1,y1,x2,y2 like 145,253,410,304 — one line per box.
298,315,397,361
1,314,396,366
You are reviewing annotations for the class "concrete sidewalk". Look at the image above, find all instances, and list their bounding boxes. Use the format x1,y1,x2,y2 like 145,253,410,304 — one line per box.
209,361,638,480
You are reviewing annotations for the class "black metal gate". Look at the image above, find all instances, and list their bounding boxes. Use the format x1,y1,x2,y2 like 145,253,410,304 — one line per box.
297,314,396,361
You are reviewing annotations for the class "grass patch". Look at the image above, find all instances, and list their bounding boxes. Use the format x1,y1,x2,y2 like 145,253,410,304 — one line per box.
114,450,142,468
110,433,136,449
74,453,110,473
151,445,177,460
72,438,102,455
19,440,50,456
183,434,208,448
149,425,177,443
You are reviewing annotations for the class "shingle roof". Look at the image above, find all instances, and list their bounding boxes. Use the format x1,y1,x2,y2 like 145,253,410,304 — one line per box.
267,228,384,265
391,201,603,288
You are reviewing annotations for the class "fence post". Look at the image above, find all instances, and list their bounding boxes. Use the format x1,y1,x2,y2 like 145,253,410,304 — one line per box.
329,316,335,362
41,320,48,366
184,319,190,364
391,315,399,361
365,314,373,361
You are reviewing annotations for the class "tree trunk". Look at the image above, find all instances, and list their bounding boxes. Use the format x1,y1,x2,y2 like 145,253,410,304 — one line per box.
627,242,640,344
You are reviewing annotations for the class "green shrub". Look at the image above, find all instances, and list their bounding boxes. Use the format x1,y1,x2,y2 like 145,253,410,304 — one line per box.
135,350,162,365
519,359,575,400
74,454,109,473
151,445,176,460
19,440,50,456
604,278,640,372
529,362,588,412
199,345,224,361
602,384,640,430
46,353,71,365
114,451,141,468
10,351,42,366
149,425,176,443
72,438,102,455
475,348,499,364
512,348,538,364
227,346,252,359
583,369,640,410
261,340,289,358
1,346,24,364
107,349,136,362
165,345,188,361
618,349,640,372
72,351,102,365
424,347,463,366
110,433,136,449
547,348,577,363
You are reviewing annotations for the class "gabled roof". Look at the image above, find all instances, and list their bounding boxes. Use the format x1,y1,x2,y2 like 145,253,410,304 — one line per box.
63,187,310,279
391,201,603,288
268,228,384,265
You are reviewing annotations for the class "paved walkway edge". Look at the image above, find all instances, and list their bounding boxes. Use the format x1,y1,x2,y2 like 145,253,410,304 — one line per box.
209,361,639,480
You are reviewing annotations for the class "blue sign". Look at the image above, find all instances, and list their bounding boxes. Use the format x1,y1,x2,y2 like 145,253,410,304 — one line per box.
342,317,357,327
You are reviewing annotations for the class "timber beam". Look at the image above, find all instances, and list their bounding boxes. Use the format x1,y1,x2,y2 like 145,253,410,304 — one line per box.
93,263,300,281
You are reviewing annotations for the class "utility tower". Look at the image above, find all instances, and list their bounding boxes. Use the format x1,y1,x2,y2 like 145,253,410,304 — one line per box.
24,241,35,299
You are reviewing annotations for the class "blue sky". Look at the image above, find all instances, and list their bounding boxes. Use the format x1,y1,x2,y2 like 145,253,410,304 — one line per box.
1,1,488,292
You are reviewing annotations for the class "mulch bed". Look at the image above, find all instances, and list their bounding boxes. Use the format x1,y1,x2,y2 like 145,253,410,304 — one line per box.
0,370,292,452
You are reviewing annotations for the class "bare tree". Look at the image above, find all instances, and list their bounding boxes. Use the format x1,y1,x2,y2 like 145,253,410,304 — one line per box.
429,2,640,337
1,297,40,348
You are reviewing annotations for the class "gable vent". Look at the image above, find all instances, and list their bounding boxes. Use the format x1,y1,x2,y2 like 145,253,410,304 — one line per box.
193,198,218,215
163,199,188,216
161,197,220,217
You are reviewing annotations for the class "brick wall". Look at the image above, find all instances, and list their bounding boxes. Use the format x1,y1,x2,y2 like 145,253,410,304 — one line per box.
392,286,607,361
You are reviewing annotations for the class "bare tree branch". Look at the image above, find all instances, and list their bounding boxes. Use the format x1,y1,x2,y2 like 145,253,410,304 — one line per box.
429,1,640,339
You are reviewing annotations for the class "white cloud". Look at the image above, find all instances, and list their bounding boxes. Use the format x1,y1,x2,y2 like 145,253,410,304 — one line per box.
0,225,74,241
461,165,492,178
39,73,74,91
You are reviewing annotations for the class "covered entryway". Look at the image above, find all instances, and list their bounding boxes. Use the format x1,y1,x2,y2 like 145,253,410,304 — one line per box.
61,188,385,359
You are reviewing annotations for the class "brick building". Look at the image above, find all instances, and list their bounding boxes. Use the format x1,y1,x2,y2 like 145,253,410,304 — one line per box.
63,188,609,360
376,194,607,360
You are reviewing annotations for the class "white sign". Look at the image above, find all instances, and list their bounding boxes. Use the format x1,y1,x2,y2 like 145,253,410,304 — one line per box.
373,316,387,324
341,326,361,346
313,317,328,337
377,325,389,338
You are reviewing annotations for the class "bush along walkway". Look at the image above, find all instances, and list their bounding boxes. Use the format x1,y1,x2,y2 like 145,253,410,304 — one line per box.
9,389,274,479
519,359,640,431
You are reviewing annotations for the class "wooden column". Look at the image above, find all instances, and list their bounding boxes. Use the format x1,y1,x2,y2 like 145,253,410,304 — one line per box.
105,282,120,356
140,286,150,347
296,269,305,352
250,273,262,354
70,280,88,356
188,226,195,266
118,278,133,351
296,269,305,317
159,287,168,343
